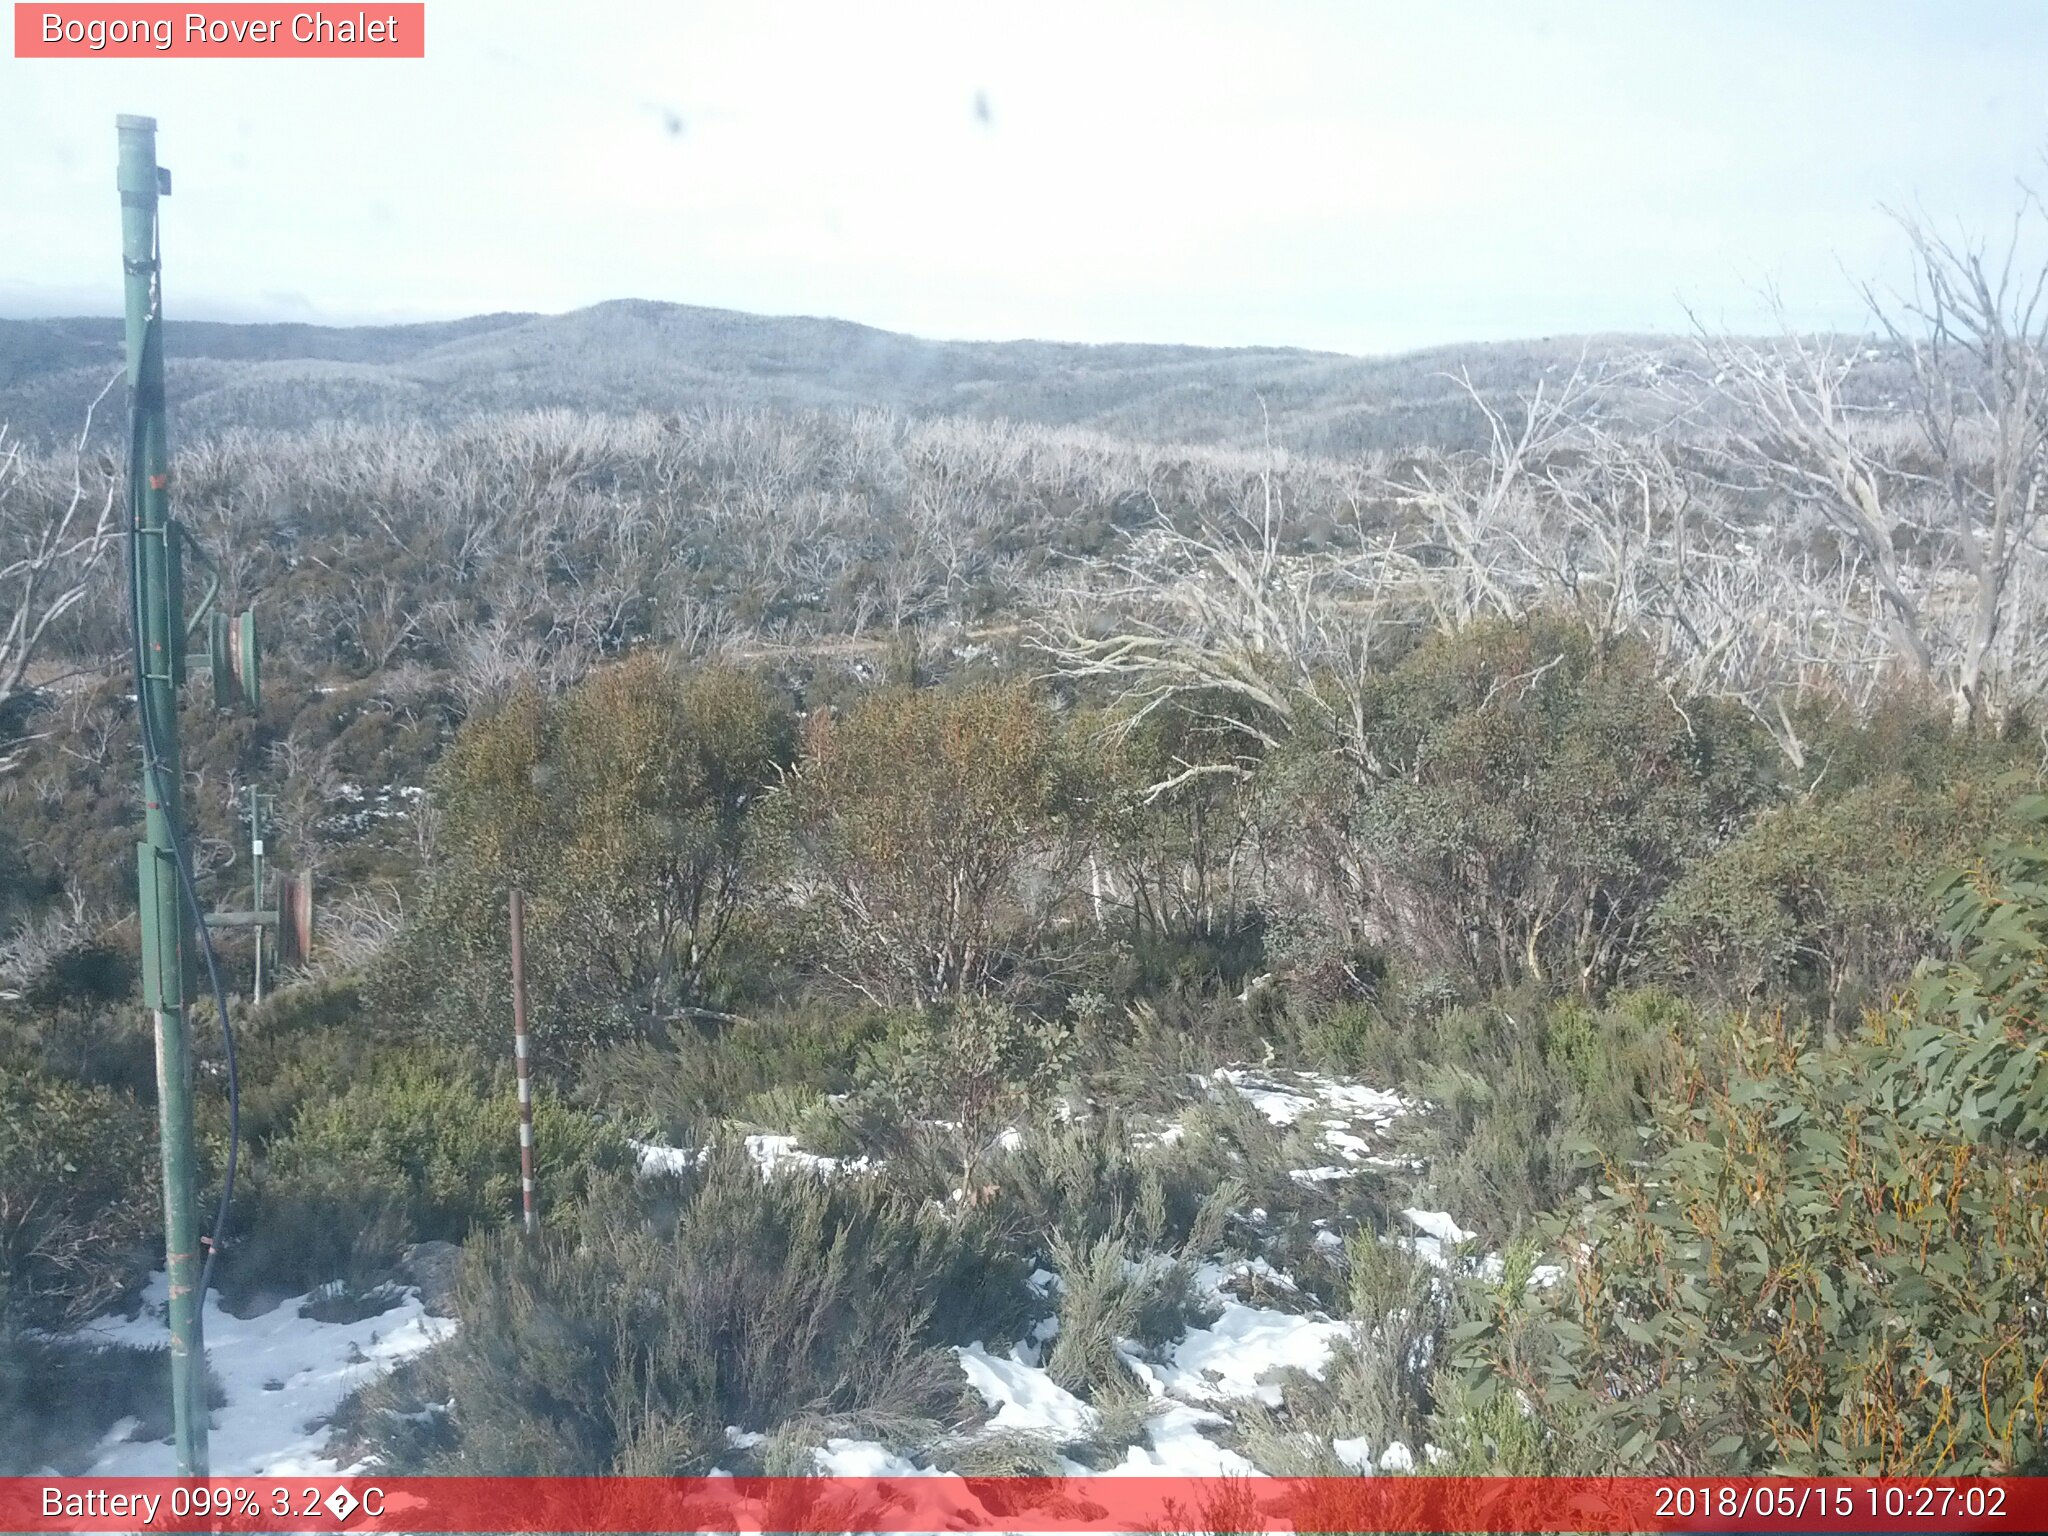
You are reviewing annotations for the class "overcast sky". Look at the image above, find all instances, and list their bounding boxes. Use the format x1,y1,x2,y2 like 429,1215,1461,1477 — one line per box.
4,1,2047,353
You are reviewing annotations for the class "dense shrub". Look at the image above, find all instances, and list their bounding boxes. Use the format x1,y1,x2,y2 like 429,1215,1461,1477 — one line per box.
1268,616,1773,996
376,657,792,1061
848,999,1074,1184
790,683,1084,1005
218,977,437,1147
222,1061,631,1303
0,1068,158,1334
572,1005,886,1145
379,1150,1030,1473
1300,987,1691,1234
0,1338,186,1475
949,1092,1283,1267
1653,774,2004,1030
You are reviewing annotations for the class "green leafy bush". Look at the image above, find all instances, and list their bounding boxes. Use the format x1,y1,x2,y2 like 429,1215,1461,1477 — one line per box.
790,683,1084,1005
855,999,1074,1182
225,977,464,1146
1473,801,2048,1474
1888,794,2048,1150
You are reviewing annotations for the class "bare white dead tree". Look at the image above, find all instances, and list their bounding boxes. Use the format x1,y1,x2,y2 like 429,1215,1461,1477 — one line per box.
0,891,105,1003
1873,202,2048,719
1693,197,2048,726
1037,442,1408,802
1385,356,1607,629
0,377,122,726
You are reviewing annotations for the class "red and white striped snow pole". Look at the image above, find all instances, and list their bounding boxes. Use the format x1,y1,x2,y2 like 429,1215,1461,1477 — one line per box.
509,887,537,1235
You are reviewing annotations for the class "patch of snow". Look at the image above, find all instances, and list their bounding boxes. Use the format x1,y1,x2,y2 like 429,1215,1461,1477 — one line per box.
1289,1166,1349,1185
956,1343,1098,1438
1378,1440,1415,1472
91,1415,143,1456
1208,1069,1416,1172
1156,1300,1350,1407
1229,1257,1300,1291
1320,1081,1411,1125
1322,1127,1372,1161
1331,1435,1376,1473
71,1273,452,1475
632,1140,700,1177
1406,1236,1452,1270
1103,1401,1255,1476
814,1438,933,1477
1210,1069,1317,1126
630,1135,870,1181
1401,1209,1476,1246
744,1133,870,1177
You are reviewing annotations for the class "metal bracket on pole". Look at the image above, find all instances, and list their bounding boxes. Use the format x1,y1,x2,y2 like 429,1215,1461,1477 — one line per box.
204,789,313,1001
201,604,262,712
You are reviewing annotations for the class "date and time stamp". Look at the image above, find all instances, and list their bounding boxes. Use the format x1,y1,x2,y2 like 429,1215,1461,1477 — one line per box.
1652,1480,2013,1523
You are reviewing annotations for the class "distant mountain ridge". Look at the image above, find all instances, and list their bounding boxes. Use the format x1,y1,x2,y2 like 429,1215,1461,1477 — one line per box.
0,299,1675,454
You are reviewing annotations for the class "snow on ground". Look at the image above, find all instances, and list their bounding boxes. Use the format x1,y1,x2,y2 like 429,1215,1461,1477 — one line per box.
632,1138,700,1177
955,1343,1098,1438
1332,1434,1424,1474
1322,1123,1374,1159
1200,1067,1421,1186
625,1066,1558,1479
1401,1209,1475,1246
931,1260,1350,1477
814,1439,933,1477
1143,1295,1351,1408
66,1273,452,1476
51,1065,1547,1480
1104,1401,1258,1475
1288,1165,1350,1184
1209,1068,1412,1132
632,1133,871,1179
743,1133,872,1177
1207,1070,1319,1126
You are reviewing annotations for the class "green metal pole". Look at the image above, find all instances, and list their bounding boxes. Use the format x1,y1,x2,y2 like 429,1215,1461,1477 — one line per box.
118,112,210,1479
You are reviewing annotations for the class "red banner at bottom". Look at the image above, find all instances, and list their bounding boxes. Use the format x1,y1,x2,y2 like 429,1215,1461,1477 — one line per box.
5,1476,2043,1533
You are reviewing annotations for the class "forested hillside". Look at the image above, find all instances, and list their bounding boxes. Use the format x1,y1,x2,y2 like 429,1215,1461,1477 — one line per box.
2,208,2044,1481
